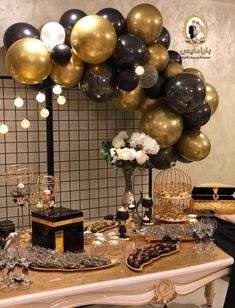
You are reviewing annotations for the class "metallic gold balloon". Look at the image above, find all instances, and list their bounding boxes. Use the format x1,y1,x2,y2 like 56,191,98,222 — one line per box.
177,130,211,161
138,97,163,113
184,68,205,81
50,53,84,87
164,63,184,79
147,44,169,72
139,104,183,148
113,85,144,112
6,38,51,85
71,15,117,64
126,4,163,44
205,82,219,115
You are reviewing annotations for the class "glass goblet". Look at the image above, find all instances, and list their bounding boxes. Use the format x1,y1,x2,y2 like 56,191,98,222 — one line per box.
6,247,19,286
0,248,6,285
18,248,31,285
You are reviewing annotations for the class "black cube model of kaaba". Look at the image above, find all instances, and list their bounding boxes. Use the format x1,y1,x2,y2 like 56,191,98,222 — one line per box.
32,207,83,252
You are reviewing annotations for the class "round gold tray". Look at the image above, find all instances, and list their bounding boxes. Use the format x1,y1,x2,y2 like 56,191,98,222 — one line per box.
155,215,188,223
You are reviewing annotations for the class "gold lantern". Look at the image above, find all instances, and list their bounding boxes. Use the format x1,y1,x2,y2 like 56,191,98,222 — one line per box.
153,166,192,222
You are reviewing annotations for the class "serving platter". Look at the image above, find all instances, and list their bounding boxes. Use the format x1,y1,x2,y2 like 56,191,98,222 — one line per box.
126,246,179,272
30,258,120,272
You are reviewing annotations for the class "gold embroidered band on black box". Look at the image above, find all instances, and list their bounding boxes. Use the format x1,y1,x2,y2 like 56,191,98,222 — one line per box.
32,207,84,252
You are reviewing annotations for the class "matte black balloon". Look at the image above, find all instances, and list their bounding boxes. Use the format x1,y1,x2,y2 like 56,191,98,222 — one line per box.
3,22,40,49
150,146,178,169
81,62,116,102
168,50,182,64
116,69,139,91
183,101,211,129
144,75,167,99
59,9,87,44
154,26,171,49
112,34,147,67
96,8,125,36
51,44,72,64
165,73,206,114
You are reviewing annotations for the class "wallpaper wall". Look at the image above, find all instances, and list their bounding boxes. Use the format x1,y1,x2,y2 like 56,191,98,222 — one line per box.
0,0,234,186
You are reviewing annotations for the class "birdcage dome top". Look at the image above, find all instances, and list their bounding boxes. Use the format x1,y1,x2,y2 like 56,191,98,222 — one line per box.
154,166,192,198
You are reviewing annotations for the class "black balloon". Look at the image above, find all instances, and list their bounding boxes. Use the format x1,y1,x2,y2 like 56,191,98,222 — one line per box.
3,22,40,49
81,62,116,102
59,9,87,44
116,69,139,91
144,75,167,99
112,34,147,67
154,26,171,49
165,73,206,114
51,44,72,64
150,146,178,169
168,50,182,64
96,8,125,36
183,101,211,129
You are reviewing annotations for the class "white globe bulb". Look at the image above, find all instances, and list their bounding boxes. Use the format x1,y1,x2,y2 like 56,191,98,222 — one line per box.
36,92,46,103
0,123,9,134
135,66,145,76
53,85,62,95
57,95,66,105
21,118,31,129
40,108,50,118
14,96,24,108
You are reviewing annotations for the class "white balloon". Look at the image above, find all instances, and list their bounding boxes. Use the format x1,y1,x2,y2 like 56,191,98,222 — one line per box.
40,22,65,49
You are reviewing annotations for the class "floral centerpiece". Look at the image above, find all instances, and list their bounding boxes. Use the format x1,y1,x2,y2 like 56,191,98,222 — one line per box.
102,131,159,211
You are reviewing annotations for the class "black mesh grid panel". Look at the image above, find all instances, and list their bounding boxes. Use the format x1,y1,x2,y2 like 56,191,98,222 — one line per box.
0,76,149,229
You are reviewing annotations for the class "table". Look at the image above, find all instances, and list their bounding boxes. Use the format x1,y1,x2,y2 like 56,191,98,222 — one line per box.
0,242,233,308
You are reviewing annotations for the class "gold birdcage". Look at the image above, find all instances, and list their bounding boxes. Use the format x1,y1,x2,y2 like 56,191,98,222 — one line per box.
153,166,192,222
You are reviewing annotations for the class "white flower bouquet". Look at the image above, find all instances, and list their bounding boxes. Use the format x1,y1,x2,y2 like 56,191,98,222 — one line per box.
101,131,160,168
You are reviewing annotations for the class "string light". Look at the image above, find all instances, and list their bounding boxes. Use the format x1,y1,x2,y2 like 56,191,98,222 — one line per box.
36,92,46,103
135,66,145,76
40,108,49,118
0,123,9,134
57,95,66,105
21,118,31,129
14,96,24,108
52,85,62,95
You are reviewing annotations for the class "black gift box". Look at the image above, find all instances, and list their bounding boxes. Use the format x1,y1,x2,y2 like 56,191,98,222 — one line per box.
192,186,235,200
0,220,15,238
32,207,84,252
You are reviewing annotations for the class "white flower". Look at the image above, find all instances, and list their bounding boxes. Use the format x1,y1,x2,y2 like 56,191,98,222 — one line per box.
112,135,125,148
135,150,149,165
118,131,128,139
116,148,136,161
110,148,117,157
130,132,146,148
143,136,160,155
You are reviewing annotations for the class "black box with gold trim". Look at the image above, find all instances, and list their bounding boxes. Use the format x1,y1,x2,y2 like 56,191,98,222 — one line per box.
32,207,83,252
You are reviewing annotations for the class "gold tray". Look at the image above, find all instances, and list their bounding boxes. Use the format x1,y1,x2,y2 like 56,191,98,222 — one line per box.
85,221,119,233
126,246,179,272
144,237,193,242
30,258,120,272
155,215,188,223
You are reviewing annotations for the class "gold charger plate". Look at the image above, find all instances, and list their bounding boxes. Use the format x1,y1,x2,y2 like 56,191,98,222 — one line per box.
144,236,193,242
30,258,120,272
126,246,180,272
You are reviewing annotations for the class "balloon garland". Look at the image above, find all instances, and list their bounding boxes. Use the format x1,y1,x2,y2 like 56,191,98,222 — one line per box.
3,3,219,169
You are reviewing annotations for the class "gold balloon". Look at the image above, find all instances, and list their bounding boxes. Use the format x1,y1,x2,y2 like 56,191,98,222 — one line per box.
71,15,117,64
147,44,169,72
205,82,219,115
50,53,84,88
177,130,211,161
113,85,144,112
139,104,183,148
184,68,205,81
164,63,184,79
126,3,163,44
6,38,51,85
138,97,163,113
